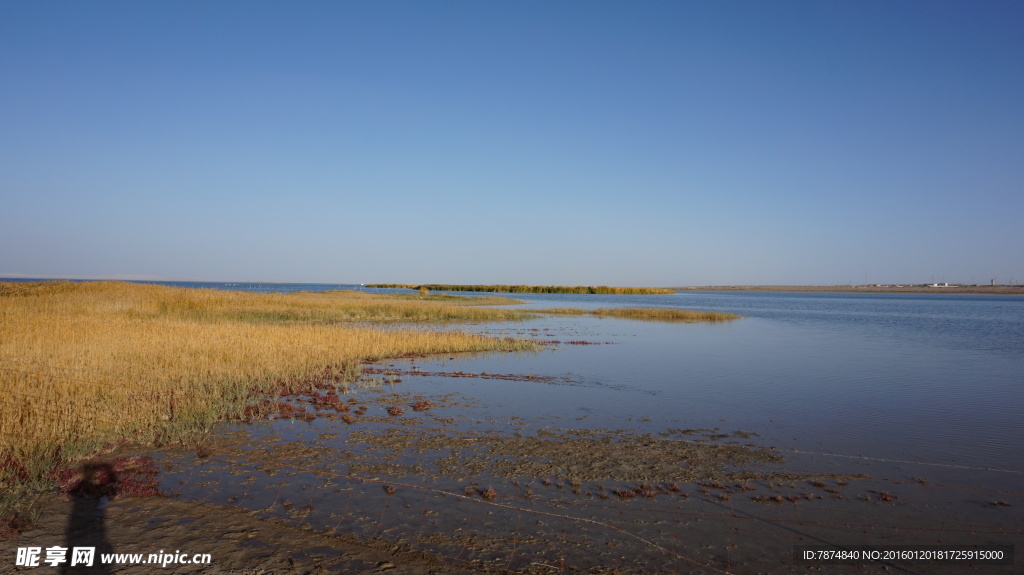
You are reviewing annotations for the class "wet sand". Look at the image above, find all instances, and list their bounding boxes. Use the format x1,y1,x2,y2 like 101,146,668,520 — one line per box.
13,493,484,574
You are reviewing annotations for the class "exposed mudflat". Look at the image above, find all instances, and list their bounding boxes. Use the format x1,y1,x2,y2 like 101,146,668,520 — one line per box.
9,408,1021,575
8,421,861,575
13,493,479,575
343,426,817,485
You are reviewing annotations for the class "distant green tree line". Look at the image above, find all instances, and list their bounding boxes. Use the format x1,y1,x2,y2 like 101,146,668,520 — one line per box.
367,284,676,295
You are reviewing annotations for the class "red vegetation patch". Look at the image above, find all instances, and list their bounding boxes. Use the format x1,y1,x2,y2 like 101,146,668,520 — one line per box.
1,515,32,540
312,394,350,412
57,456,161,500
275,401,316,421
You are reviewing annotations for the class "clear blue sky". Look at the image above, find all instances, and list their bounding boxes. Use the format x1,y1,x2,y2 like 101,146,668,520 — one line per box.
2,1,1022,285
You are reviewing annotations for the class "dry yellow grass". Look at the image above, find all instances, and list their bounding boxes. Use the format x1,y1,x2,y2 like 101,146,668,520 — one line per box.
0,281,537,508
536,307,742,322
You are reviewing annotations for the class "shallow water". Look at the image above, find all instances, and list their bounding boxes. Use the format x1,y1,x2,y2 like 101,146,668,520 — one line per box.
441,290,1024,474
140,282,1024,478
142,283,1024,572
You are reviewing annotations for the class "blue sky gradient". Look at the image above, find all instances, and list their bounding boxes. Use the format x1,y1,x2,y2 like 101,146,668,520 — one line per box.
2,1,1022,285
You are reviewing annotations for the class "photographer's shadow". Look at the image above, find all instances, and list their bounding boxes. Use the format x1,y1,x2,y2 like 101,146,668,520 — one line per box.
61,462,115,574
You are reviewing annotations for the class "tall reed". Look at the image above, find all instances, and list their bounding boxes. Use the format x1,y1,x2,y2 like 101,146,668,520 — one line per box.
0,281,538,513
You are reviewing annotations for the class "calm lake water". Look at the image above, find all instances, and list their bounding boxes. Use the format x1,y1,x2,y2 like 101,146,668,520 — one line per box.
493,290,1024,466
135,280,1024,480
101,280,1022,571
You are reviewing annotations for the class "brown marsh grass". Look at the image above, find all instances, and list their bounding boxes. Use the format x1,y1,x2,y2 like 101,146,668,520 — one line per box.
0,281,538,513
536,307,742,322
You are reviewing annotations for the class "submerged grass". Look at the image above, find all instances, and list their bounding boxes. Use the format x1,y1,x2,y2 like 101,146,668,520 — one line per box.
368,284,676,295
536,307,742,322
0,281,538,517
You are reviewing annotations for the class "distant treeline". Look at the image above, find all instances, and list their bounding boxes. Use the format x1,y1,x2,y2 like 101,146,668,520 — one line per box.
367,284,676,295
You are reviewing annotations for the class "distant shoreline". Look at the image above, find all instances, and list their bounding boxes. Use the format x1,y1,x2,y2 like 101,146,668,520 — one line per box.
675,285,1024,295
367,284,675,295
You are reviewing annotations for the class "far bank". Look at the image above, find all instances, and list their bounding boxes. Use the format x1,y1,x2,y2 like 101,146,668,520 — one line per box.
677,284,1024,295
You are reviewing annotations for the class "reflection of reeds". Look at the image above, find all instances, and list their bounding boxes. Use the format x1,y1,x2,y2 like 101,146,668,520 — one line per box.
536,307,741,322
0,281,538,511
369,284,676,295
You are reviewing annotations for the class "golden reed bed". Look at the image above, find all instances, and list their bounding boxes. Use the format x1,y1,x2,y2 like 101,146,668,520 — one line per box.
0,281,537,510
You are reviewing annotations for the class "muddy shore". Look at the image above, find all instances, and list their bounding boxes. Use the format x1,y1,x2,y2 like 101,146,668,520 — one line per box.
7,375,1020,574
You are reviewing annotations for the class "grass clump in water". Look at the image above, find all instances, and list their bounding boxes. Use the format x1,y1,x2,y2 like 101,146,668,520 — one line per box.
536,307,741,322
